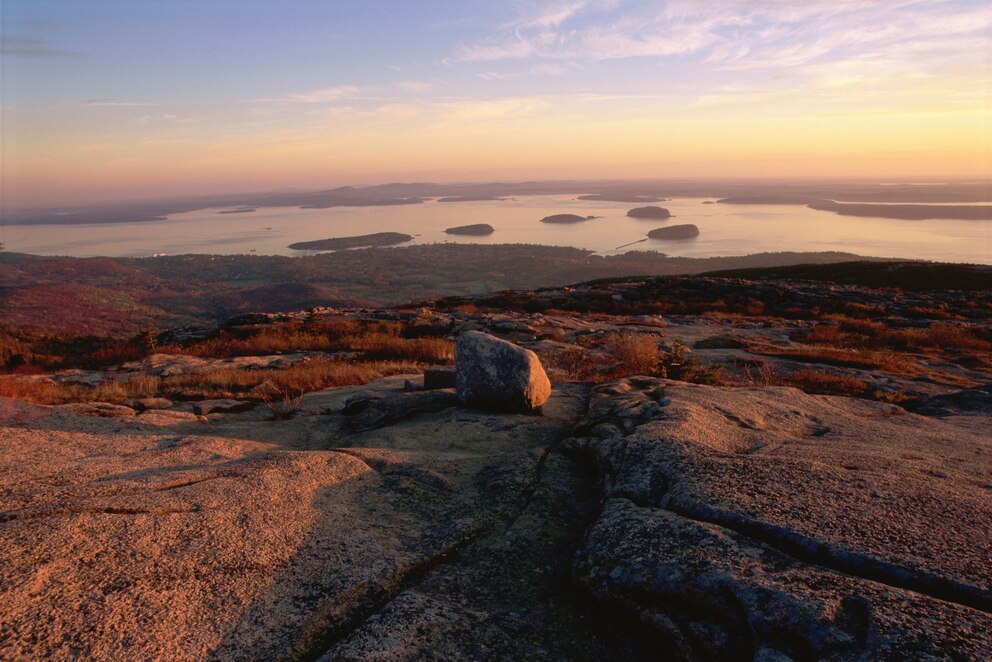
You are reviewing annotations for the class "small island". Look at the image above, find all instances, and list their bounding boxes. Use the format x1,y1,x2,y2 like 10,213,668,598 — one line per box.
648,224,700,240
626,206,672,219
540,213,600,224
717,196,820,205
437,196,508,203
217,207,257,214
444,223,495,236
577,194,665,203
288,232,414,251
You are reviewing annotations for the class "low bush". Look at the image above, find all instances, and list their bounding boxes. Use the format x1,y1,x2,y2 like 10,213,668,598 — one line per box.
539,346,595,381
603,333,660,377
659,340,725,384
796,319,992,357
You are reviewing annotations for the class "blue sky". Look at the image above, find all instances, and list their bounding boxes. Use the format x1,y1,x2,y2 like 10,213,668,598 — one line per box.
3,0,990,206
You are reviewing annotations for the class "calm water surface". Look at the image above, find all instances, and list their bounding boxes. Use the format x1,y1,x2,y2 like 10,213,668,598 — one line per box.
2,196,990,264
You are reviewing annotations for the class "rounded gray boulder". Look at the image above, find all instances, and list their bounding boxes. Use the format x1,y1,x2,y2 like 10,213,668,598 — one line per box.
455,331,551,413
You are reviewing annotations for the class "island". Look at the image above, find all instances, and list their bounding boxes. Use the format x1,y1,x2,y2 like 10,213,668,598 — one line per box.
540,214,600,224
626,206,672,219
577,194,666,203
217,207,257,214
648,224,700,240
437,196,508,203
288,232,414,251
717,196,821,205
444,223,495,236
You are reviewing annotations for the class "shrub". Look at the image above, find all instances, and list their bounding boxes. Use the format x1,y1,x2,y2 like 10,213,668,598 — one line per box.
252,380,305,420
603,333,659,377
539,346,595,382
795,319,992,357
659,340,725,384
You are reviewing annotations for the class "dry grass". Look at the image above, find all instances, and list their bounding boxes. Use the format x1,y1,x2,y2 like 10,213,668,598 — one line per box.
777,318,992,377
338,333,453,362
165,319,455,363
740,361,869,398
778,368,872,398
0,375,160,406
748,342,918,374
0,316,453,407
167,329,335,358
801,319,991,353
0,359,425,406
738,361,914,403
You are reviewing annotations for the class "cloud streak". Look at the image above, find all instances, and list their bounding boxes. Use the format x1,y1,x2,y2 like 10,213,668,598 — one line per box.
249,85,363,105
1,35,80,59
79,99,156,107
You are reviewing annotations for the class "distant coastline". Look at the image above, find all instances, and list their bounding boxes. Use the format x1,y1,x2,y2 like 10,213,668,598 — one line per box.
5,179,989,226
808,201,992,221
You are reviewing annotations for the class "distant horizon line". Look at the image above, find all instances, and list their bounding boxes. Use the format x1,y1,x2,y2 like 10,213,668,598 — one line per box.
5,176,992,213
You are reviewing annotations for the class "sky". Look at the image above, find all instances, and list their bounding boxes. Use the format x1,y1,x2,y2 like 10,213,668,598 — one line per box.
2,0,991,208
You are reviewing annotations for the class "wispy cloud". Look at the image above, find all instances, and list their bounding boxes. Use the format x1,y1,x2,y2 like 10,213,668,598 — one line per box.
443,98,552,121
396,80,433,94
249,85,363,105
0,35,80,59
454,3,723,63
79,99,156,107
709,2,992,72
500,0,616,30
132,113,194,126
451,0,992,75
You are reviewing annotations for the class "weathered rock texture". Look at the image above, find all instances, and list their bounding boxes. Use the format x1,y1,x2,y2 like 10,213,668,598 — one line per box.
0,382,591,661
1,373,990,660
569,378,992,660
455,331,552,412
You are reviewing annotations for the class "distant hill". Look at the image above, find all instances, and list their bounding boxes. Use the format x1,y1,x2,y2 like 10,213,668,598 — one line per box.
0,245,896,336
704,260,992,291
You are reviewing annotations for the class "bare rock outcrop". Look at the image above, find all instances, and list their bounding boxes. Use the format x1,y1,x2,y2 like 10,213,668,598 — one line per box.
2,370,990,660
569,378,992,660
0,384,587,661
455,331,551,412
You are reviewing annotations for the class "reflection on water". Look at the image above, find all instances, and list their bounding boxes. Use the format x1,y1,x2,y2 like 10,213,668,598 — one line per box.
2,195,990,264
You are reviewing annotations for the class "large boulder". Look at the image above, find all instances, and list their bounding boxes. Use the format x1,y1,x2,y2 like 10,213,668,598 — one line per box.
455,331,551,412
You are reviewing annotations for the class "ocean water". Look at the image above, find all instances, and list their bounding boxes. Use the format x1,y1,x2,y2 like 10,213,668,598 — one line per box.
2,195,990,264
